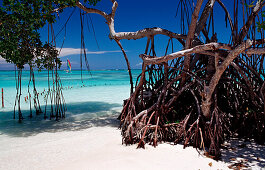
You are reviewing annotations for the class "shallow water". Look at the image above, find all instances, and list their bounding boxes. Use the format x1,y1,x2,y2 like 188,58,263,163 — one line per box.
0,69,141,136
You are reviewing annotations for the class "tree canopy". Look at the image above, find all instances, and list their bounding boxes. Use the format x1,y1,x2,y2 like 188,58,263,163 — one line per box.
0,0,100,69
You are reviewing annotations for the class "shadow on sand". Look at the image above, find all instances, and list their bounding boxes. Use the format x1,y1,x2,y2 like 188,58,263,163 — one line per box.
221,138,265,168
0,101,121,137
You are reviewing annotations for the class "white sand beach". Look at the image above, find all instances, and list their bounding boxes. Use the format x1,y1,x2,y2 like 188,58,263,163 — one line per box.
0,125,226,170
0,114,264,170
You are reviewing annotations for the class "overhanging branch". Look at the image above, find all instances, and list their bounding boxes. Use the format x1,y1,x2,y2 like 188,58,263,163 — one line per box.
76,1,186,41
141,42,232,65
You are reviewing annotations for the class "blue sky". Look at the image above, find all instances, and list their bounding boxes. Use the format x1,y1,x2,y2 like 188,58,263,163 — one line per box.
0,0,237,70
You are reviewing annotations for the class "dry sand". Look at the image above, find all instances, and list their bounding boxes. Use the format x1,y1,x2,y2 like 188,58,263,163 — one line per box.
0,127,226,170
0,116,264,170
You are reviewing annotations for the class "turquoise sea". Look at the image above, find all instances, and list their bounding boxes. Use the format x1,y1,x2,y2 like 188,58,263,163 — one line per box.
0,70,141,136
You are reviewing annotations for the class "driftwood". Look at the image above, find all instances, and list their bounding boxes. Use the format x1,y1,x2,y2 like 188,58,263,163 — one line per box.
74,0,265,158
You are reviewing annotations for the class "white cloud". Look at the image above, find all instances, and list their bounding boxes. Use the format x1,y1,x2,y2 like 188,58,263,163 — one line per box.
0,56,9,65
0,56,5,62
136,62,142,66
57,48,122,57
0,56,14,70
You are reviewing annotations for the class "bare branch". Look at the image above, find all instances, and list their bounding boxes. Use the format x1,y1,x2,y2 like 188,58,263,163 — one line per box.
196,47,265,58
76,1,186,41
185,0,204,49
245,48,265,55
76,2,109,20
183,0,204,82
238,0,265,42
195,0,216,34
111,1,118,18
141,42,232,65
111,27,186,40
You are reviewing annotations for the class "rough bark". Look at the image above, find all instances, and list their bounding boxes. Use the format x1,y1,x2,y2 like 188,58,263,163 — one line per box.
141,42,231,65
195,0,216,34
183,0,204,72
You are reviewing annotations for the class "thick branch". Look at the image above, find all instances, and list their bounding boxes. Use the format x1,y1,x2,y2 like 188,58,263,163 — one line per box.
110,27,186,40
76,2,109,20
195,0,216,34
111,0,118,18
245,47,265,55
140,42,232,65
197,47,265,57
76,1,186,41
183,0,204,71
